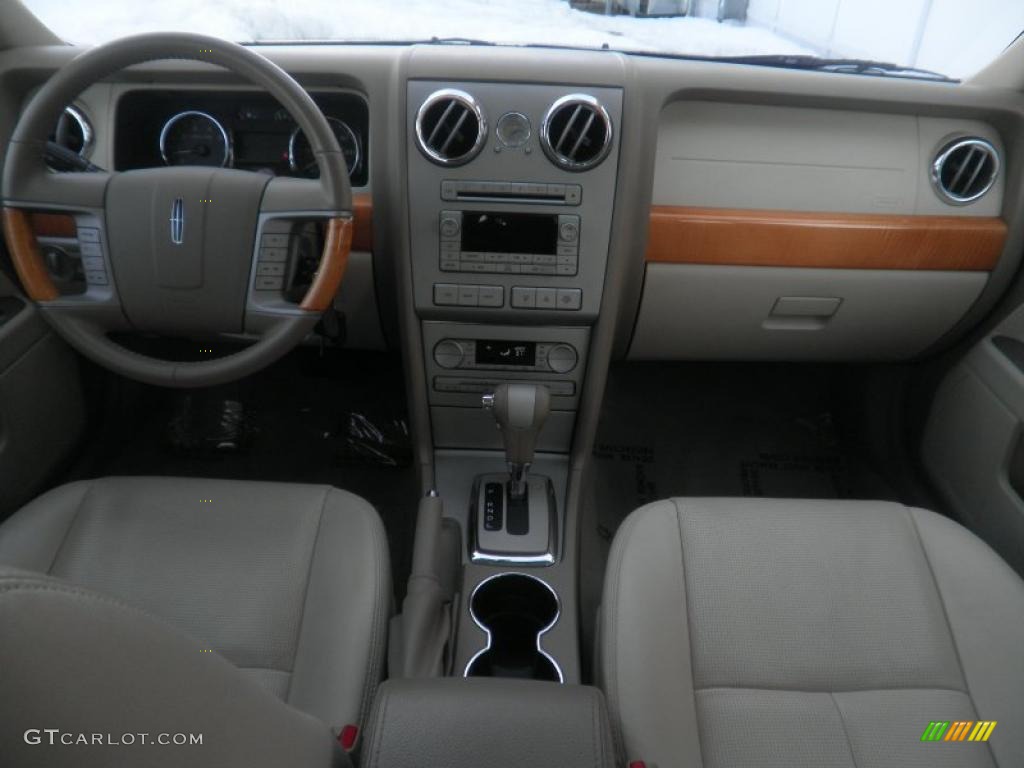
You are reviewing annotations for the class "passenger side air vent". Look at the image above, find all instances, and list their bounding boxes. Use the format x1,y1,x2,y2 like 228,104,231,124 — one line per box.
415,89,486,166
540,94,613,172
931,137,999,205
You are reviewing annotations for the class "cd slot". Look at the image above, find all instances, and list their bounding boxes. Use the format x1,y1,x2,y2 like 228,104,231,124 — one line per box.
454,191,565,203
442,180,582,206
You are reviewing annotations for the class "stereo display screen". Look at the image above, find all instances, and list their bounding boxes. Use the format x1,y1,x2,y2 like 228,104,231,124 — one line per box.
460,212,557,255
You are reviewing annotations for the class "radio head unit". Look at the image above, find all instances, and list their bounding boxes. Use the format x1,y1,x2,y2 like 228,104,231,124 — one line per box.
439,209,580,276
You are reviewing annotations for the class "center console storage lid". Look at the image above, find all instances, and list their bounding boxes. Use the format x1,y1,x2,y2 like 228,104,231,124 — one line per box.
364,678,617,768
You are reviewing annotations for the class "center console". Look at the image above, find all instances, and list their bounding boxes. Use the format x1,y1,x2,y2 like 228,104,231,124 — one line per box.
403,78,622,685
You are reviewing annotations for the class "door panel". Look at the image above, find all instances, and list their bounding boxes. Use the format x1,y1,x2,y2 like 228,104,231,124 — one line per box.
923,304,1024,573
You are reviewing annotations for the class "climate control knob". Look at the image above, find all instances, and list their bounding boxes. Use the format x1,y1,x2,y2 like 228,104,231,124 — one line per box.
546,343,578,374
434,339,466,369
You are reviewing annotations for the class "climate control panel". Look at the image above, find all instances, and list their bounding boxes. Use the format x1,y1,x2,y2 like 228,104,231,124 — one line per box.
433,338,579,374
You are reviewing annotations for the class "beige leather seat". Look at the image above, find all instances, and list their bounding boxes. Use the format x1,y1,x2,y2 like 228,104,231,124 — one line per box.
0,476,391,733
600,498,1024,768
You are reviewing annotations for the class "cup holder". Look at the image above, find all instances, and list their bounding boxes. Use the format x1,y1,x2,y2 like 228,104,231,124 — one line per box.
465,573,562,683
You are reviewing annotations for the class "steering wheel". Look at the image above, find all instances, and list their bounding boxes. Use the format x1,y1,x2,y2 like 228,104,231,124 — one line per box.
1,33,353,387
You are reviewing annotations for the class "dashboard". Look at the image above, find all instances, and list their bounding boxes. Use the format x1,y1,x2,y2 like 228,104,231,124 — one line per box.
113,89,369,186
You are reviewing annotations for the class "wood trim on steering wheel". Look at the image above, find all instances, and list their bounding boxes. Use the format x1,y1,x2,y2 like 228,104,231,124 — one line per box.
2,207,60,301
300,216,353,312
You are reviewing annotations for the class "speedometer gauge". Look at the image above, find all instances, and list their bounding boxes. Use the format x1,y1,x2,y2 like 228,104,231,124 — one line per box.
159,111,231,167
288,117,361,179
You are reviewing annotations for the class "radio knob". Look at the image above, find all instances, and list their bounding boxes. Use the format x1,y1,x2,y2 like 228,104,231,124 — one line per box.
434,339,466,370
546,343,578,374
558,221,579,243
440,215,461,238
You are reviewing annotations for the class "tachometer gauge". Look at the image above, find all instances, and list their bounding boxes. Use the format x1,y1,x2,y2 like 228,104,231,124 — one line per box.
288,117,361,179
159,111,231,167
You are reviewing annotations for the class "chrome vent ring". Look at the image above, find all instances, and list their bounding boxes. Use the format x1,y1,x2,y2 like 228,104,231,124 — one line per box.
931,137,999,205
415,88,487,166
55,105,93,156
540,94,613,172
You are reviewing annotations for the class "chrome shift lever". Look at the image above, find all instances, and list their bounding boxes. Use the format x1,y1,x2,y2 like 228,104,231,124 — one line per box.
483,383,551,499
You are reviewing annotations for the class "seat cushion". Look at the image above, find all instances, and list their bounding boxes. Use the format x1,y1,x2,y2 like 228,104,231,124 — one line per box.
0,476,391,732
599,498,1024,768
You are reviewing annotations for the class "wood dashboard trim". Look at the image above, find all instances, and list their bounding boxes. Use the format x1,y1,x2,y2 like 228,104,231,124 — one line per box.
352,192,373,252
646,206,1006,271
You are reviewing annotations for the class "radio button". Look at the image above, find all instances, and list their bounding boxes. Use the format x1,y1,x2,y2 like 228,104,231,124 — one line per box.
440,259,459,272
558,217,580,243
440,240,460,253
547,344,579,374
434,340,466,369
556,264,577,276
457,285,480,306
511,286,536,308
557,288,583,310
433,283,459,306
440,212,461,238
557,244,578,257
536,288,557,310
461,251,485,263
565,186,582,205
509,253,532,264
533,254,557,265
478,286,504,307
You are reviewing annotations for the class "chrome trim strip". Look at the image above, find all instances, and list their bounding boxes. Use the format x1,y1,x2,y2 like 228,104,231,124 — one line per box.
463,572,564,684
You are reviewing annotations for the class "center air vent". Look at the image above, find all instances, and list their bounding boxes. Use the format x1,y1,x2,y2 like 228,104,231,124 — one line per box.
540,94,613,172
931,137,999,205
415,89,486,166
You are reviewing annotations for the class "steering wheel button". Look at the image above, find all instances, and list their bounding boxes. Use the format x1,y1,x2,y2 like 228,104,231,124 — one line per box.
255,275,284,291
77,228,100,243
79,242,102,258
82,256,105,272
261,233,289,248
257,263,286,277
85,270,108,286
259,247,288,262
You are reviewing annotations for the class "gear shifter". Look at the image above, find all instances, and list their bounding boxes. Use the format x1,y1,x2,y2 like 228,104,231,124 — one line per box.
483,383,551,499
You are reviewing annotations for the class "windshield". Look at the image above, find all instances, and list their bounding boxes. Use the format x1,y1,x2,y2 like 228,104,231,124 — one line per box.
21,0,1024,81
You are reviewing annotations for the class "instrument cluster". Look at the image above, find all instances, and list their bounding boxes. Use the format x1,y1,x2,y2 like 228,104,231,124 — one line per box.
114,89,369,186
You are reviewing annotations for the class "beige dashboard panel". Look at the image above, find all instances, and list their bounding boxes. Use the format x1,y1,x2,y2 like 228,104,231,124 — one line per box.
629,263,988,361
653,101,1005,217
631,100,1007,361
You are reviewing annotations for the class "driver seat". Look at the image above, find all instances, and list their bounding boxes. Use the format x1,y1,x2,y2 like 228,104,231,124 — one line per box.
0,476,391,738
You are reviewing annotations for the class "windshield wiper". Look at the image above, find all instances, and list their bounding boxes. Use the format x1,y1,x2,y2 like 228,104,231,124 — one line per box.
713,54,954,81
425,37,496,46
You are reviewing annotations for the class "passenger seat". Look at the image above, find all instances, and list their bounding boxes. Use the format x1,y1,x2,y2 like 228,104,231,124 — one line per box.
599,498,1023,768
